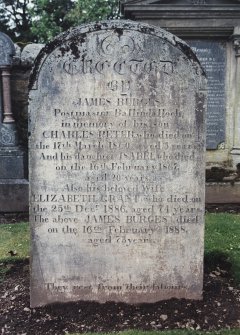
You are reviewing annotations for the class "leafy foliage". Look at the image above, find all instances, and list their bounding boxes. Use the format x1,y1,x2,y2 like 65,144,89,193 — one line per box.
31,0,119,43
0,0,119,43
0,0,34,43
30,0,76,43
67,0,119,26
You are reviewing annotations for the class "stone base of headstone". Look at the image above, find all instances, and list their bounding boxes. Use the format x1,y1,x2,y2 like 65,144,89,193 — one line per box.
0,179,28,212
0,148,26,178
0,146,28,212
206,182,240,204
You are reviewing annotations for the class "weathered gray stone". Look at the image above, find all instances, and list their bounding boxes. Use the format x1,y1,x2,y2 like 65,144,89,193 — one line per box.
121,0,240,183
21,44,45,67
0,179,28,212
206,182,240,204
29,20,206,307
0,32,15,67
187,40,226,149
13,44,21,66
11,66,32,149
0,148,25,178
0,33,27,213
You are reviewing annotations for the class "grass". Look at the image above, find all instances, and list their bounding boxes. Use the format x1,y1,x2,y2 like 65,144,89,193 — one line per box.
0,222,29,262
205,213,240,283
0,216,240,334
70,330,240,335
0,214,240,283
0,214,240,282
0,222,29,281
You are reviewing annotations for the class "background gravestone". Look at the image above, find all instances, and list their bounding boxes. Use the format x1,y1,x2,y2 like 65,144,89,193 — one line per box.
120,0,240,205
0,32,28,213
0,32,19,161
29,21,206,307
187,40,226,150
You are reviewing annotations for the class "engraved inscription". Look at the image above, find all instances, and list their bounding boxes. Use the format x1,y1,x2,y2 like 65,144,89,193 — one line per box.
101,35,135,56
188,40,226,149
63,58,174,76
29,22,206,307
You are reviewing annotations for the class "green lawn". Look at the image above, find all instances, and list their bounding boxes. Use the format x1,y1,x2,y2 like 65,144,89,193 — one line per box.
205,213,240,283
0,221,29,262
0,222,29,281
0,213,240,283
0,215,240,334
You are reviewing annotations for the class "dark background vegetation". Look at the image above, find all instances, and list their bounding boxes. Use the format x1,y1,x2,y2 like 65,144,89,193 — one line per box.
0,0,119,44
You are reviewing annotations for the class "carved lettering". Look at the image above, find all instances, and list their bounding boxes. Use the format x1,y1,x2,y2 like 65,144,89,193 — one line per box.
29,22,206,306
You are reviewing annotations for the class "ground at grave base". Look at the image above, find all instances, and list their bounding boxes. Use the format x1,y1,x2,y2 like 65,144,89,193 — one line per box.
0,257,239,335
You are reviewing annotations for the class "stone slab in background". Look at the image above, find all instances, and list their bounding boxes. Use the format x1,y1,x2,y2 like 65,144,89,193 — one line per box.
206,182,240,204
120,0,240,177
29,21,206,307
0,179,28,212
187,40,226,150
21,44,45,67
0,150,26,179
0,32,28,213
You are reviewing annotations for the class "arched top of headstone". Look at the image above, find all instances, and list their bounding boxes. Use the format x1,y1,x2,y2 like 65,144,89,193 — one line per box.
0,32,15,67
29,20,205,90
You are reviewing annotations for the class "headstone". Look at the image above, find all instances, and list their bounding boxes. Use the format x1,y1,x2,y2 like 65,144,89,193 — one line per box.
121,0,240,174
187,40,226,149
0,32,28,212
29,21,206,307
0,32,17,144
21,43,45,67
